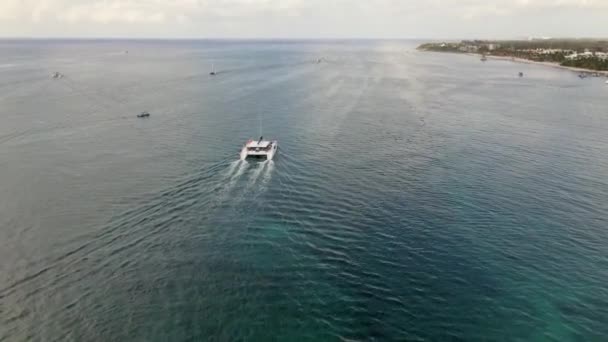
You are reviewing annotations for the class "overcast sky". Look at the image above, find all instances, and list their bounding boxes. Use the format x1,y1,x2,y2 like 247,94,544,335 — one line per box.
1,0,607,39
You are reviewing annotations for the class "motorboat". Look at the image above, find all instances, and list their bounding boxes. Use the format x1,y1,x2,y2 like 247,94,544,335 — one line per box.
137,111,150,118
240,136,278,160
51,72,63,79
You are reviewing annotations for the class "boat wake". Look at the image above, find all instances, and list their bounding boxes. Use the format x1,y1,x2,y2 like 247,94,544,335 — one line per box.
214,160,248,204
226,160,248,187
224,160,242,179
259,161,275,191
246,161,267,190
213,159,276,209
225,160,275,204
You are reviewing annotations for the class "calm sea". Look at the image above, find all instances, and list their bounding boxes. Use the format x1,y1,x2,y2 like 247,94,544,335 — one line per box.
1,39,607,341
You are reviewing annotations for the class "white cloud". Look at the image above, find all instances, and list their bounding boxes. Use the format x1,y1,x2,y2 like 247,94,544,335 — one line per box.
2,0,608,22
0,0,607,37
427,0,608,18
57,1,168,23
0,0,308,23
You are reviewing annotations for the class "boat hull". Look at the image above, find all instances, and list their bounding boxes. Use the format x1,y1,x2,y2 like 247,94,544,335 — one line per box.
240,141,278,161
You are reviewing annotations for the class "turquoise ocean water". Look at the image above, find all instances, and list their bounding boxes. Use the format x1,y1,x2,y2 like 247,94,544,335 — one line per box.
1,39,607,341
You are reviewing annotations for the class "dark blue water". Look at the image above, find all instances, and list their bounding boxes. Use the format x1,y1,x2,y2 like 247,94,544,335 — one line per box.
1,39,608,341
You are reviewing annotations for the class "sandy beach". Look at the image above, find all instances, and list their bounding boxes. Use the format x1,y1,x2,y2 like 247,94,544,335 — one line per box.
485,55,608,76
425,50,608,77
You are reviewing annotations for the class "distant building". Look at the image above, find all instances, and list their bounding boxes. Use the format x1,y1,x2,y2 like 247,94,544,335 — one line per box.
565,51,602,60
565,53,578,60
595,52,608,60
458,44,478,53
539,49,568,55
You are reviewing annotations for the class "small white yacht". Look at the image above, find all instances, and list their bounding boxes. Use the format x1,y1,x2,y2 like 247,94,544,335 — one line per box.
240,136,278,160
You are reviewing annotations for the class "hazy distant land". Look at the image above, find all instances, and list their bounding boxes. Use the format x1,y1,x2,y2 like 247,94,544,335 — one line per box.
418,39,608,74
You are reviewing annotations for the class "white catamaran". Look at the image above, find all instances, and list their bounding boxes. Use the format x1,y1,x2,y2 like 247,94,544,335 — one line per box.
240,137,278,160
240,114,278,160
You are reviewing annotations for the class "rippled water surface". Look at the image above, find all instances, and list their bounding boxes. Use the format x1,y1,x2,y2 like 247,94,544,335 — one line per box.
1,40,608,341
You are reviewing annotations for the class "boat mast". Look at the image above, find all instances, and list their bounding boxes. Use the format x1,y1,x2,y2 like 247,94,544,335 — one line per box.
259,113,262,137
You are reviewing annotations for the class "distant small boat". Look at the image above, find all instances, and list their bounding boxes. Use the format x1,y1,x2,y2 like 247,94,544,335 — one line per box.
481,55,487,62
137,111,150,118
51,72,63,79
519,72,524,77
209,63,216,76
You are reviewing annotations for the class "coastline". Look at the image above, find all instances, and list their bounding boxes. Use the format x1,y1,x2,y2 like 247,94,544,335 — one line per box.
417,40,608,76
484,54,608,76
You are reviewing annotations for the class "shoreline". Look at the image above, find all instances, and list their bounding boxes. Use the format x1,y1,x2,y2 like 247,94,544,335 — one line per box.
484,54,608,76
421,49,608,76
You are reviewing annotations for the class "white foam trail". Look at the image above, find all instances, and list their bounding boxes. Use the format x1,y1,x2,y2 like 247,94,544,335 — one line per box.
223,160,241,179
225,161,264,205
229,161,248,185
215,161,248,203
259,161,275,191
228,160,275,205
246,161,267,189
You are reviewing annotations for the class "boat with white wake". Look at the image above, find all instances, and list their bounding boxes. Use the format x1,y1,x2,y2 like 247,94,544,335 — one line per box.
240,136,278,161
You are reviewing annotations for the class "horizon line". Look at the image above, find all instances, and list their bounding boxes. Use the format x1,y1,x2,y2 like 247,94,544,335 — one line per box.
1,36,606,41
